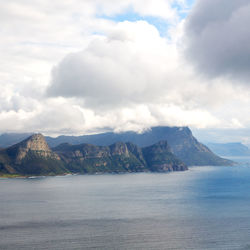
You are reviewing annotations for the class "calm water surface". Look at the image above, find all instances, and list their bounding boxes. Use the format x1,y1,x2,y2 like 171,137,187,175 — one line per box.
1,162,250,249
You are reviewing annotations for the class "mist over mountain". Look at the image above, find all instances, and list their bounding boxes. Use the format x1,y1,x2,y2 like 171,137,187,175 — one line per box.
207,142,250,157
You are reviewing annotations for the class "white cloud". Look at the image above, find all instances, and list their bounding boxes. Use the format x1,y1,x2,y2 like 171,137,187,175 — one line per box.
1,0,250,140
47,21,181,108
0,99,220,136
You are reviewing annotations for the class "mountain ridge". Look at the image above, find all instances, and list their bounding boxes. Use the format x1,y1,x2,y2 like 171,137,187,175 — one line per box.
47,126,233,166
0,126,234,166
0,134,187,177
206,142,250,157
0,134,66,176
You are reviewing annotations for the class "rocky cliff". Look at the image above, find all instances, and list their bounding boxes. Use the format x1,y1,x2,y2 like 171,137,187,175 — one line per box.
0,134,66,176
53,141,187,174
0,135,187,176
7,134,60,164
142,141,187,172
46,126,234,166
0,126,234,168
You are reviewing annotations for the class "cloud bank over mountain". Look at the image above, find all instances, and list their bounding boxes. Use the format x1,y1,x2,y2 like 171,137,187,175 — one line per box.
0,0,250,141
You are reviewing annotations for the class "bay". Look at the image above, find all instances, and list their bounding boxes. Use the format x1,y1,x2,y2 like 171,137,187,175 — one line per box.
1,162,250,249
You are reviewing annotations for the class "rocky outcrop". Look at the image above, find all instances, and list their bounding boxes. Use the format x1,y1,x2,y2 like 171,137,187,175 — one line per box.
53,140,187,174
0,134,65,176
0,127,234,166
0,134,187,176
7,134,60,164
110,142,130,157
142,141,187,172
53,142,147,174
45,126,234,166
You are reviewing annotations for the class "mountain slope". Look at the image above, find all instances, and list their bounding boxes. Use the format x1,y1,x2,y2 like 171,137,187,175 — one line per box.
206,142,250,157
142,141,187,172
0,135,187,176
47,126,233,166
0,126,234,166
53,142,146,174
0,134,66,176
53,141,187,174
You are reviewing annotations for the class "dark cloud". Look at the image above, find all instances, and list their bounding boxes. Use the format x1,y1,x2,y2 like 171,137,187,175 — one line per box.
184,0,250,82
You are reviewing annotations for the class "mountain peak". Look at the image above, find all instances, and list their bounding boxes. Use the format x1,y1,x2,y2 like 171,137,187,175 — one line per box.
22,133,50,152
0,133,64,176
7,133,60,164
142,140,187,172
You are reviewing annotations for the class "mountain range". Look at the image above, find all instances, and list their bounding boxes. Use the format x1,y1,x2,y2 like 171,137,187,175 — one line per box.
0,126,234,177
0,134,187,177
206,142,250,157
45,126,233,166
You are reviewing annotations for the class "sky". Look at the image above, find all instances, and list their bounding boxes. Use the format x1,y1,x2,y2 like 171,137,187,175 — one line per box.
1,0,250,143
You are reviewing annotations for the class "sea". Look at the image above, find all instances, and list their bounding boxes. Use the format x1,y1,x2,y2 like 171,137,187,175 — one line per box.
1,158,250,249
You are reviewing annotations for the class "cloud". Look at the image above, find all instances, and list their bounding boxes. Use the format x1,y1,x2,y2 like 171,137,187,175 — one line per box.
2,0,250,138
2,0,219,136
47,21,182,108
45,19,231,133
0,95,219,136
0,98,86,135
45,18,250,134
184,0,250,83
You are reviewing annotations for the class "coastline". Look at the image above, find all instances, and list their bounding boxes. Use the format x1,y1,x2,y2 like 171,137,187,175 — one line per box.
0,168,188,179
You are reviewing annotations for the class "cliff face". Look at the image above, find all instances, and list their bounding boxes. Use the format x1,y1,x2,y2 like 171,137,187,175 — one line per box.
7,134,60,164
0,125,233,177
0,135,187,176
0,126,234,166
151,127,234,166
142,141,187,172
46,126,233,166
0,134,187,175
53,142,146,174
0,134,65,176
53,141,187,174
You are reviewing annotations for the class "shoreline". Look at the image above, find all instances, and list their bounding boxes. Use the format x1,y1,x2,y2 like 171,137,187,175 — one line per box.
0,168,189,179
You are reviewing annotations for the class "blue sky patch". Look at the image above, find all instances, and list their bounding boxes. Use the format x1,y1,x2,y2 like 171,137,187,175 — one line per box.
172,0,195,19
97,0,195,37
100,11,171,37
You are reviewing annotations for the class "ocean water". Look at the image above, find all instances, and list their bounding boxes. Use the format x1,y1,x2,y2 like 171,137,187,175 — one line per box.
1,163,250,249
